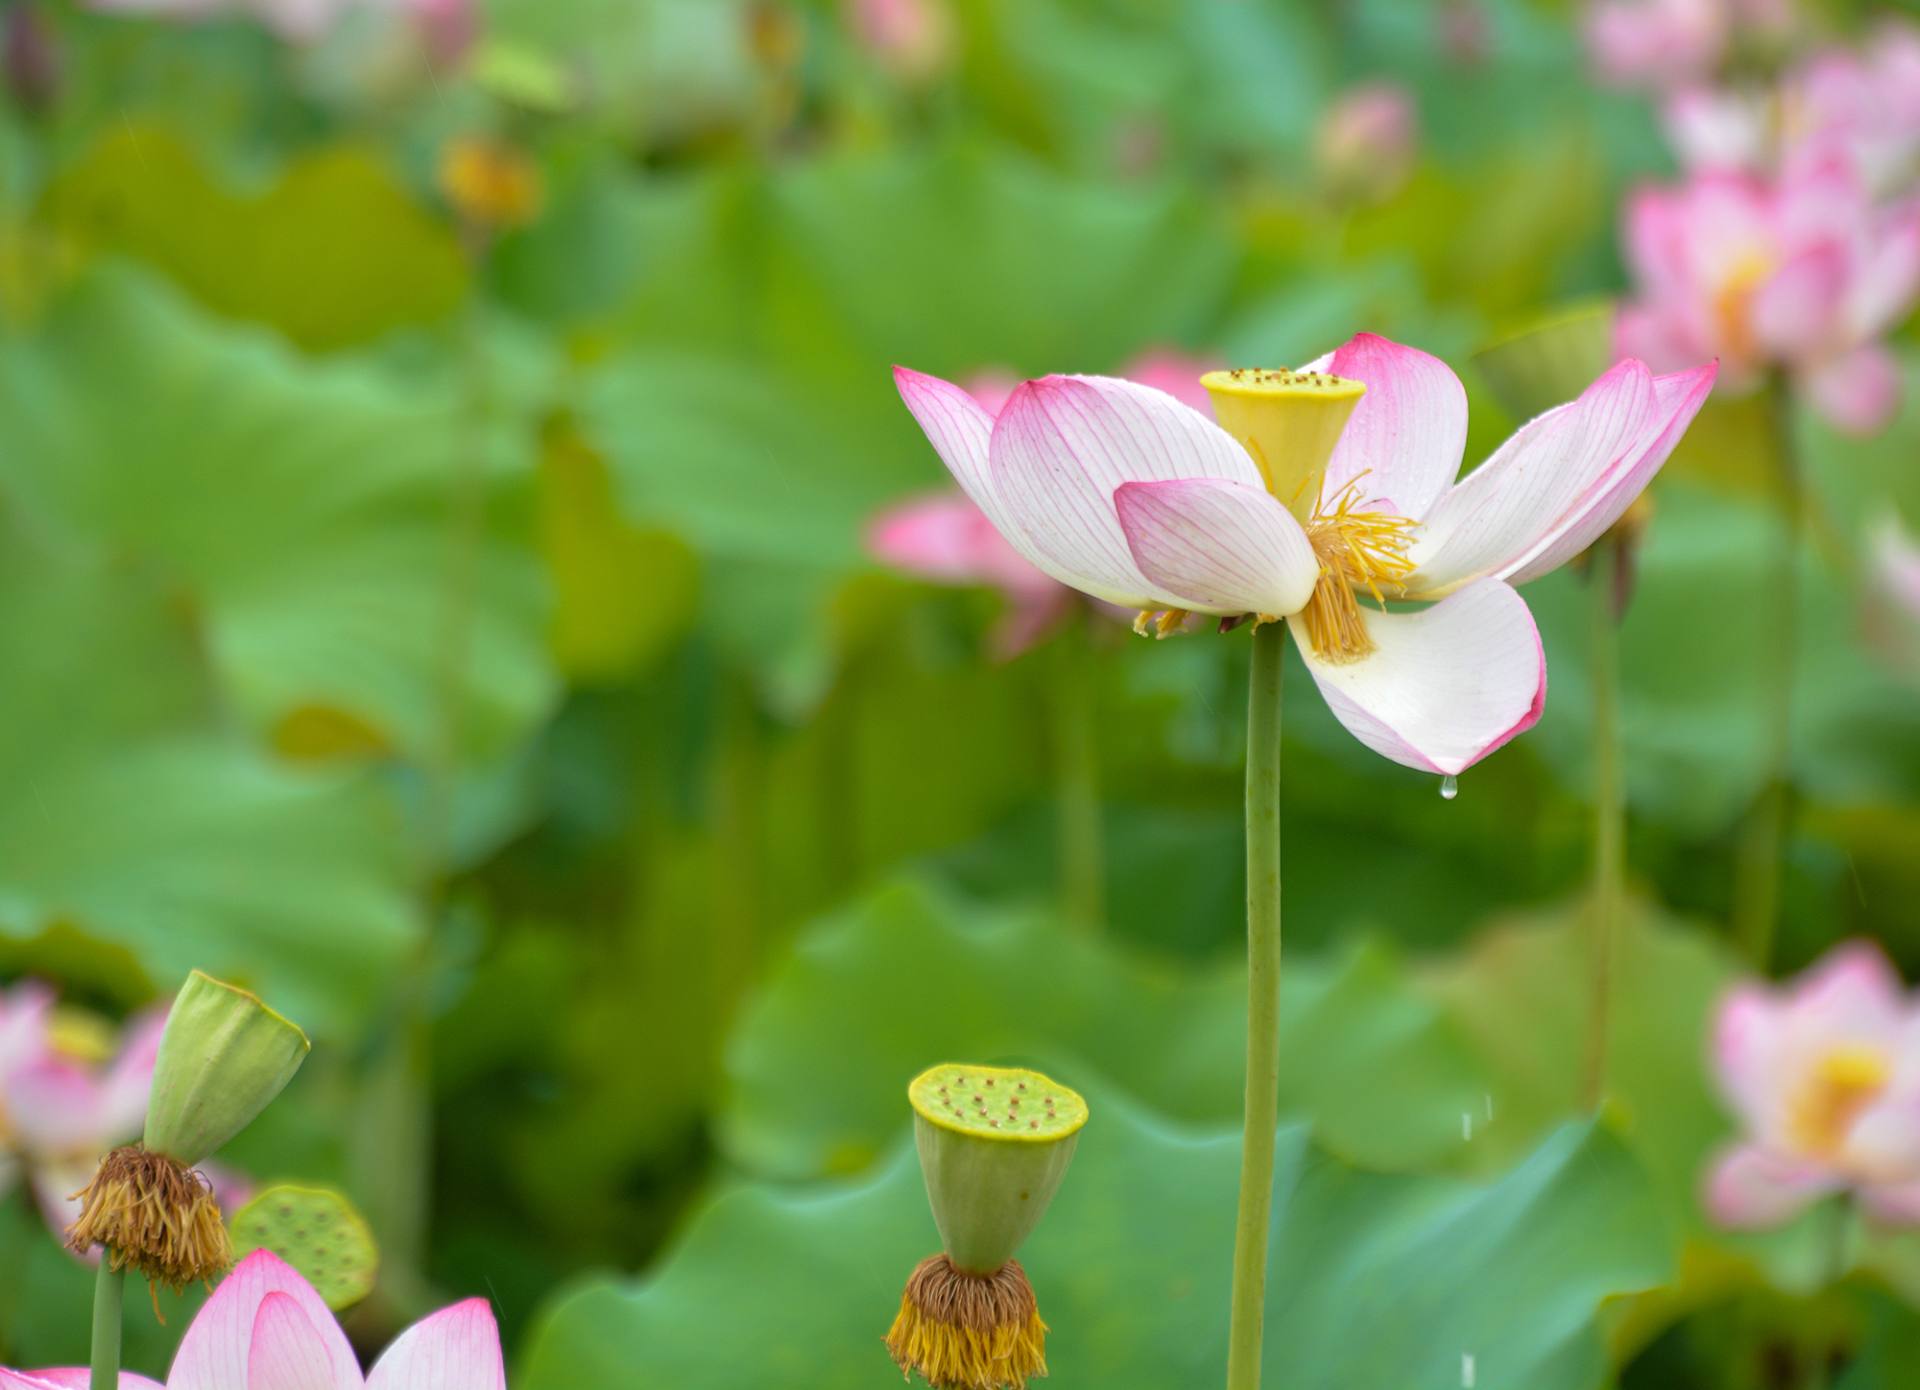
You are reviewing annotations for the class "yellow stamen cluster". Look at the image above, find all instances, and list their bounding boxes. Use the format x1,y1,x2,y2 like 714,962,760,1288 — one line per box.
886,1253,1049,1390
1787,1045,1890,1159
1299,475,1418,663
1130,607,1189,639
67,1144,232,1292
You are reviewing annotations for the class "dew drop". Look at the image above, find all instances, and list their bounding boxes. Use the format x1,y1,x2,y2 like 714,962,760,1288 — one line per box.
1439,774,1458,801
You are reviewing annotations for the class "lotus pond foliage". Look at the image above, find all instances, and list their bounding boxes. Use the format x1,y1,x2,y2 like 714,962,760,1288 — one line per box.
2,0,1920,1388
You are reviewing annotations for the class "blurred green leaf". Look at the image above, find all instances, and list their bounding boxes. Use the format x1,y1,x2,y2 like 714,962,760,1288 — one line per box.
523,1095,1669,1390
721,879,1491,1178
42,124,466,351
0,267,556,768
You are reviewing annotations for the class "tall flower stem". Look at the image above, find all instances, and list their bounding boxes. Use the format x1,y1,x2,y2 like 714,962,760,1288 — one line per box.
1051,620,1105,935
89,1262,123,1390
1225,620,1285,1390
1582,538,1625,1110
1734,375,1800,968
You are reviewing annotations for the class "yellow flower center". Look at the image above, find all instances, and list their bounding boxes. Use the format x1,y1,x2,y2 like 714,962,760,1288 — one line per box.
1711,248,1776,364
1787,1044,1890,1159
1298,475,1419,663
1201,367,1366,521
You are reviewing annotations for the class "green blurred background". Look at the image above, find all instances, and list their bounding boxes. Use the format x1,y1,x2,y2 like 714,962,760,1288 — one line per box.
2,0,1919,1385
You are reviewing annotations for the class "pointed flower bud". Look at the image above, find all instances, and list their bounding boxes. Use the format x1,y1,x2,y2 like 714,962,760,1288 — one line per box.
67,972,309,1291
886,1063,1087,1390
1201,368,1365,522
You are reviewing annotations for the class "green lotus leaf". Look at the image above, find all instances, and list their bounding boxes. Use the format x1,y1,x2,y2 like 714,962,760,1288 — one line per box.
522,1089,1669,1389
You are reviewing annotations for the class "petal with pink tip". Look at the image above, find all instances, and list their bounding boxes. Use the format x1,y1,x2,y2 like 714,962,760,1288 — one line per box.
365,1301,506,1390
1801,345,1901,437
1713,982,1788,1132
989,374,1264,608
1408,360,1665,594
16,1373,164,1390
1288,578,1546,776
1299,334,1467,522
1787,940,1907,1042
1114,478,1319,617
891,368,1052,578
1500,362,1718,585
247,1294,363,1390
170,1252,359,1390
1704,1144,1840,1228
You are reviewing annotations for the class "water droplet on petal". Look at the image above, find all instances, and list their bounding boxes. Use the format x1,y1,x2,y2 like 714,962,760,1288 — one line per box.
1439,774,1459,801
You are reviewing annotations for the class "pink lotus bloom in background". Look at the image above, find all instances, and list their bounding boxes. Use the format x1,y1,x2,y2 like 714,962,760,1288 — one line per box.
1315,82,1418,202
895,334,1714,775
869,351,1219,655
3,1249,504,1390
844,0,952,82
1618,163,1920,433
0,982,165,1240
1707,942,1920,1227
85,0,474,50
1584,0,1792,89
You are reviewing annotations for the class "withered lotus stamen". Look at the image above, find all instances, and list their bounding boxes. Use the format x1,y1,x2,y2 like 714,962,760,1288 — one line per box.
886,1254,1048,1390
66,1143,232,1292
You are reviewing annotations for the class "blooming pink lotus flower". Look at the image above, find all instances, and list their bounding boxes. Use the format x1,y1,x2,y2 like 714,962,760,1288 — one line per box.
895,334,1715,775
1583,0,1792,89
869,353,1220,655
5,1249,504,1390
1619,163,1920,434
0,982,166,1240
1707,942,1920,1227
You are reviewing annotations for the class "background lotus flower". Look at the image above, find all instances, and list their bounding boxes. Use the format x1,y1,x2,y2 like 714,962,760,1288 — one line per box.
869,351,1220,655
1707,942,1920,1227
9,1249,503,1389
844,0,953,83
1583,0,1793,90
0,982,169,1242
897,334,1715,776
1314,82,1418,203
1618,163,1920,433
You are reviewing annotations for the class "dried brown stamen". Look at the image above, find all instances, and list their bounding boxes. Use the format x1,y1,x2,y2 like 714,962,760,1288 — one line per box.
886,1253,1049,1390
66,1144,232,1292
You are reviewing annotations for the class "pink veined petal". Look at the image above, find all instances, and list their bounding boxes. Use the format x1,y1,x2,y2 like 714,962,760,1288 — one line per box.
1750,244,1850,359
1800,345,1901,436
246,1294,364,1390
1713,982,1787,1133
1407,359,1660,595
1114,478,1319,617
364,1300,506,1390
988,374,1264,608
1287,578,1546,776
170,1252,360,1390
1704,1144,1841,1229
892,367,1053,578
1500,361,1718,586
1298,333,1468,523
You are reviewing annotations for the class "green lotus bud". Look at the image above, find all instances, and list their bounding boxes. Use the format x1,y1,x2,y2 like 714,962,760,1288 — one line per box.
886,1063,1088,1390
67,971,309,1291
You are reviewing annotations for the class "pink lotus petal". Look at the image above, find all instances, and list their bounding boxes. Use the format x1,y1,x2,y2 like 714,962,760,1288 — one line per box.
99,1006,167,1142
1844,1094,1920,1177
4,1057,109,1154
1408,360,1659,594
0,981,54,1076
364,1300,506,1390
1848,208,1920,339
866,491,1057,598
1705,1143,1841,1228
170,1251,360,1390
1114,478,1319,618
1712,983,1786,1133
1750,244,1849,359
1787,940,1906,1040
1301,333,1466,523
1501,361,1718,585
1801,344,1902,436
1287,578,1546,776
17,1372,164,1390
247,1293,363,1390
988,374,1264,608
1120,350,1222,415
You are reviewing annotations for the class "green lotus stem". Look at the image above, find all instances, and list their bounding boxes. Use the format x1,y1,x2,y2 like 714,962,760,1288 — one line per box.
1225,620,1285,1390
89,1261,123,1390
1734,374,1799,969
1052,622,1104,936
1582,538,1625,1111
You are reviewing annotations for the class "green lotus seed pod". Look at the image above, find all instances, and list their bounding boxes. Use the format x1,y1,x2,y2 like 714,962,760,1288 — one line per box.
231,1185,379,1311
1472,299,1616,423
909,1062,1087,1274
144,971,310,1165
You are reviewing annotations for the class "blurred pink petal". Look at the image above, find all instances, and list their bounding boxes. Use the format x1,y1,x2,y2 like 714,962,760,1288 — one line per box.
1800,345,1901,437
1584,0,1725,89
1705,1144,1842,1227
1289,578,1546,776
1114,478,1319,618
867,492,1056,597
1119,350,1222,415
